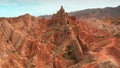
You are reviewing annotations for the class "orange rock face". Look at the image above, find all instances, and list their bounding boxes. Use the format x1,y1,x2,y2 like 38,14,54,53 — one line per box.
0,6,120,68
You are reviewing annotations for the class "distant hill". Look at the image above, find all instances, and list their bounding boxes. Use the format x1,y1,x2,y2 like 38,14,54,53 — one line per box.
69,6,120,19
39,15,51,19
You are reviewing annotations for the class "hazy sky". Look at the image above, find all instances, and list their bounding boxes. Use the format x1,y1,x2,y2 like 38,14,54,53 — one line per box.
0,0,120,17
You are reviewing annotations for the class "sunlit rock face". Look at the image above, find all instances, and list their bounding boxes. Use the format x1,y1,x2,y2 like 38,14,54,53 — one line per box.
0,6,120,68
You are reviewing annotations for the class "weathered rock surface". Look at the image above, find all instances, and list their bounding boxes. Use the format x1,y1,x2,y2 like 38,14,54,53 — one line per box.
0,6,120,68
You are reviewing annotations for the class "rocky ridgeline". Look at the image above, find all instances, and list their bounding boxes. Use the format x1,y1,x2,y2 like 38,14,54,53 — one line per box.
0,6,120,68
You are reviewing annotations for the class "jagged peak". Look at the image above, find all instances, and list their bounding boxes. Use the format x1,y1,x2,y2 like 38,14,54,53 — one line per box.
57,6,65,14
59,6,65,13
51,6,67,20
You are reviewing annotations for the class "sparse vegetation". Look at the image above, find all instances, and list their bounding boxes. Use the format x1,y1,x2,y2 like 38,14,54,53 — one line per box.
85,59,97,64
63,44,78,63
97,36,106,38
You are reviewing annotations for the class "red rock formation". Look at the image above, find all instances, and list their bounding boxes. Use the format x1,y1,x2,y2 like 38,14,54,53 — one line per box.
0,6,120,68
